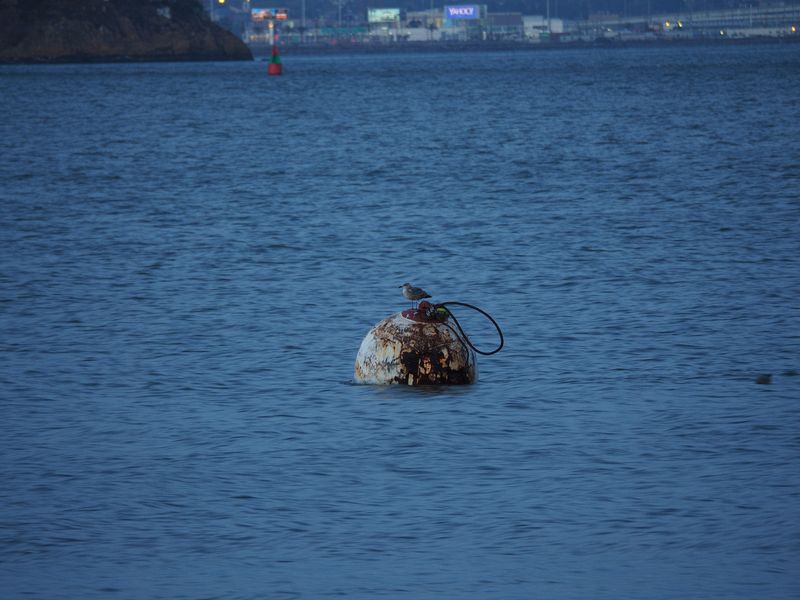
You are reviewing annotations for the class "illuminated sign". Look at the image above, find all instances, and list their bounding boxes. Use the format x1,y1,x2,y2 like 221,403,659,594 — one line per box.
368,8,400,23
444,5,479,19
251,8,288,21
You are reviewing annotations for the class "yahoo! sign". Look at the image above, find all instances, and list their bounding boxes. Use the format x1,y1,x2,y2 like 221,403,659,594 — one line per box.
444,5,479,19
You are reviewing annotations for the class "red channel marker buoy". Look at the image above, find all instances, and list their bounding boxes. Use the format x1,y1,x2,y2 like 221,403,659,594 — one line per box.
267,44,283,76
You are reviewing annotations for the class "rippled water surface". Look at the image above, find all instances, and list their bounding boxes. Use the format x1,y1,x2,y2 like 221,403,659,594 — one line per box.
1,45,799,599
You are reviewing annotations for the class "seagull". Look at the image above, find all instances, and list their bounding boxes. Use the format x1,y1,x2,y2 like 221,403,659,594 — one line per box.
399,282,431,309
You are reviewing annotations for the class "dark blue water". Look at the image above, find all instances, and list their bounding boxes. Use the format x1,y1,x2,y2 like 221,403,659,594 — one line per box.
1,45,799,599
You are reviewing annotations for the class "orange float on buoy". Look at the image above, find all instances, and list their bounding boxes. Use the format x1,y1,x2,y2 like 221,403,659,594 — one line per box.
267,44,283,76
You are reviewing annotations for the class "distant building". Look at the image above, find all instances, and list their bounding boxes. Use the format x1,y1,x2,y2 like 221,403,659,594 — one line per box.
488,13,524,40
523,15,564,40
367,8,403,41
405,9,444,41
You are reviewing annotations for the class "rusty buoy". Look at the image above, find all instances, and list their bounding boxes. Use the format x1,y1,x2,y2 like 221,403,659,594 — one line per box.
354,302,477,385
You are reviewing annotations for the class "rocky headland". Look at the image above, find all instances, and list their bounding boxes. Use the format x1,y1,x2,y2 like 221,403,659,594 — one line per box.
0,0,252,64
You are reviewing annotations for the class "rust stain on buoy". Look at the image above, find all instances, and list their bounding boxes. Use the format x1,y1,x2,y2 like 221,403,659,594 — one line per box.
354,304,476,385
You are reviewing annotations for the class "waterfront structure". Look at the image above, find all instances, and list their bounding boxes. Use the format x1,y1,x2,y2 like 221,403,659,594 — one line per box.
206,2,800,50
579,4,800,41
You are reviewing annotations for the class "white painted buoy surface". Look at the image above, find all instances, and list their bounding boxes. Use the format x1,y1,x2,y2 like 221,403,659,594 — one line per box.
354,312,476,385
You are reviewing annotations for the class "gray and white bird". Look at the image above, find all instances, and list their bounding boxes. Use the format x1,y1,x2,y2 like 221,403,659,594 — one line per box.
399,282,431,308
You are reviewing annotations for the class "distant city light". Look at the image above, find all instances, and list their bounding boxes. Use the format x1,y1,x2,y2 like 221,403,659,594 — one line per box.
665,20,670,28
677,21,683,28
792,25,797,33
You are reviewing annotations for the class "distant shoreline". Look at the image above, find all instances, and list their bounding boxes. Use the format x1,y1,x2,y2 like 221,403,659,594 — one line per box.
0,53,251,65
255,35,800,58
2,34,795,65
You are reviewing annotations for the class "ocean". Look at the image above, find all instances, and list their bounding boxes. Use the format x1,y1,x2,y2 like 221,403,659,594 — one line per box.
1,44,799,599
